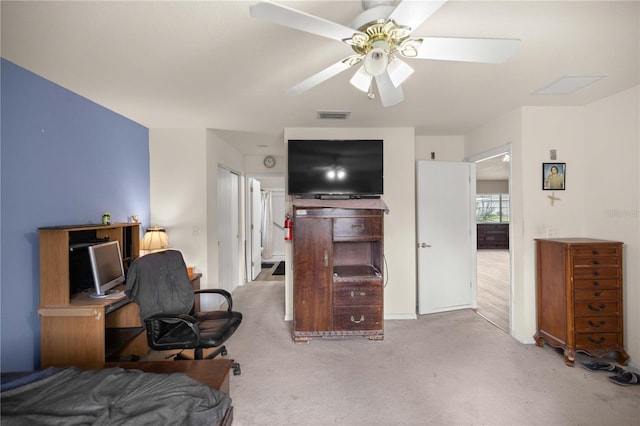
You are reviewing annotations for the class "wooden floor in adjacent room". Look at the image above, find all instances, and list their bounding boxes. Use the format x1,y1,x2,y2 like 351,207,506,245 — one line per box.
476,249,510,332
254,262,285,282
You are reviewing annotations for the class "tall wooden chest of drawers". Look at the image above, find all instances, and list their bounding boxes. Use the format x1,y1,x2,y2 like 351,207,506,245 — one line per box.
534,238,629,366
292,206,384,342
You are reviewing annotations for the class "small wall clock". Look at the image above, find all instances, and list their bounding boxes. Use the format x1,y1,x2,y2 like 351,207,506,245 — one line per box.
263,155,276,168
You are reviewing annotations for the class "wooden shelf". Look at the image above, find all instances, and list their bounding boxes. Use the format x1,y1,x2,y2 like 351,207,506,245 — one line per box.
333,264,381,279
38,223,145,368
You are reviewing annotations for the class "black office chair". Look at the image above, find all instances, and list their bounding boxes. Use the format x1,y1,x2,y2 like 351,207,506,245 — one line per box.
125,250,242,375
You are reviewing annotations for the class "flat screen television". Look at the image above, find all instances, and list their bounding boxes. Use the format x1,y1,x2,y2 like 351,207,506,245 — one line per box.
287,139,383,198
87,240,125,298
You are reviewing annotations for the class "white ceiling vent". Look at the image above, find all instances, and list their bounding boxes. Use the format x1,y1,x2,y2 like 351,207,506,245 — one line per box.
317,110,351,120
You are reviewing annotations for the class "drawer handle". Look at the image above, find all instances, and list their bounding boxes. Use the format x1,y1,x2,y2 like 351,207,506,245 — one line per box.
351,224,365,230
593,271,600,276
592,250,599,255
588,303,606,312
350,291,367,298
588,320,606,328
588,336,606,344
593,259,600,265
350,315,365,324
593,291,601,297
592,281,600,287
324,251,328,267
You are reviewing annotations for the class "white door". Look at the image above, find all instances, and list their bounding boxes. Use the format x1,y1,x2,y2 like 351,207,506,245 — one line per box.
217,167,239,293
417,161,476,314
250,178,262,280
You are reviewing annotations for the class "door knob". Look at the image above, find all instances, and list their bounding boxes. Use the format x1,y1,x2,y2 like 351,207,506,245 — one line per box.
418,243,431,248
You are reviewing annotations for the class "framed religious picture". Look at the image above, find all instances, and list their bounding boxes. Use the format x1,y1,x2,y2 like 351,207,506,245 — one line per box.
542,163,566,190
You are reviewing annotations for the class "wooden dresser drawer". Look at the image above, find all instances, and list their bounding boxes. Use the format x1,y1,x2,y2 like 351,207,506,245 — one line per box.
573,256,620,267
574,288,619,301
572,267,620,279
575,332,622,348
572,246,621,257
333,306,382,331
333,217,382,239
574,278,620,290
574,300,619,316
575,316,620,332
333,283,382,306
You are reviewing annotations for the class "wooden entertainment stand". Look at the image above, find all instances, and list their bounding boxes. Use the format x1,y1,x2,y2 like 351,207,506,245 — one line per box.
292,199,387,342
37,223,148,368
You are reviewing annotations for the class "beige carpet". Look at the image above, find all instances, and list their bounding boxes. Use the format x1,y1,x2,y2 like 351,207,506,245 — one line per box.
226,281,639,426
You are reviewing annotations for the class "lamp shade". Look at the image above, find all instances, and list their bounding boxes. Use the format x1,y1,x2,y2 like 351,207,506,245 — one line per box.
141,226,169,251
387,58,414,88
350,65,373,92
363,47,388,77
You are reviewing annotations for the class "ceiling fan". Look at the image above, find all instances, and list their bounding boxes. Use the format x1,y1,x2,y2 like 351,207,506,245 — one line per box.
250,0,520,106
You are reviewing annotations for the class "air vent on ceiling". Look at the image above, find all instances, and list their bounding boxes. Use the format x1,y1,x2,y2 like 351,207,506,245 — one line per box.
317,110,351,120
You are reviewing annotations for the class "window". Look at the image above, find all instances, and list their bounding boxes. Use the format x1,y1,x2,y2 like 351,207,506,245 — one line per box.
476,194,509,223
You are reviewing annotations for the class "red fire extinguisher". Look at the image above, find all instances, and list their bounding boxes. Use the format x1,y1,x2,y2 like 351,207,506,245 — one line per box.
284,214,293,241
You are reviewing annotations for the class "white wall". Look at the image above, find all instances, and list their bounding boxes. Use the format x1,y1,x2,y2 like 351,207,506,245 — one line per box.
583,86,640,366
149,128,245,291
464,88,640,366
149,128,209,282
415,135,465,161
283,127,417,320
477,180,509,193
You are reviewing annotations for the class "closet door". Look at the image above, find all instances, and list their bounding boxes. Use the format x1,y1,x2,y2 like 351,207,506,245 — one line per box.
417,160,477,314
217,166,239,293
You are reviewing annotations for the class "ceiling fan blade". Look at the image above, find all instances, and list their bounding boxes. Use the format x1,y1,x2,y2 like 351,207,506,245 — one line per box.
375,72,404,107
414,37,520,63
285,59,354,96
388,0,448,33
250,1,361,42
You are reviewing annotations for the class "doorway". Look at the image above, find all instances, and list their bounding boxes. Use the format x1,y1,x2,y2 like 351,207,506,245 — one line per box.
467,146,512,333
245,174,286,283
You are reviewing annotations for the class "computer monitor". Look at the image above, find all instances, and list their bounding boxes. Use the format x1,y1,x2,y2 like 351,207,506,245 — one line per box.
87,240,125,298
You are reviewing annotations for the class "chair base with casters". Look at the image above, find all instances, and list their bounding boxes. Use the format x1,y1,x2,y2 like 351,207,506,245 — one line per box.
172,346,241,376
144,291,243,376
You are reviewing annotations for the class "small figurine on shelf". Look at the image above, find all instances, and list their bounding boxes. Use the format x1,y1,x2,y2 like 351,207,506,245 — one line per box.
102,212,111,225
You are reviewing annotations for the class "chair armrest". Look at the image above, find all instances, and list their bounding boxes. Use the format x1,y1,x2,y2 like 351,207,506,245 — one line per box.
144,313,201,340
194,289,234,311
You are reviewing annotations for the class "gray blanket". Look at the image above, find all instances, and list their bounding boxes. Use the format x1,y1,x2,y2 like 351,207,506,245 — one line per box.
1,367,231,425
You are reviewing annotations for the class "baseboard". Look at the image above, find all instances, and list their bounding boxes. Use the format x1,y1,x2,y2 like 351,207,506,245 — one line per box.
284,313,418,321
384,313,417,320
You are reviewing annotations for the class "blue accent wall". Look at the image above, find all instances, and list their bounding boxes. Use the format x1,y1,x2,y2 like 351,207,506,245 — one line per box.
1,58,150,372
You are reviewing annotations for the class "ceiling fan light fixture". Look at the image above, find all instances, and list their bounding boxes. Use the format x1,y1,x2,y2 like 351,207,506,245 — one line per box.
350,66,373,92
387,57,414,87
363,48,388,76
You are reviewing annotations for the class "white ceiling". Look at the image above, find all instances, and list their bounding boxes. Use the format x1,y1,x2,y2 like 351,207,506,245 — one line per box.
2,1,638,161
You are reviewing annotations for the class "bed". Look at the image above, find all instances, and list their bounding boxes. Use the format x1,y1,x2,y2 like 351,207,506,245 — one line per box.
1,365,232,425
